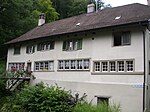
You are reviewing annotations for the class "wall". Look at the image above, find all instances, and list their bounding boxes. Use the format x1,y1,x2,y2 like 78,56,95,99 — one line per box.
7,26,145,112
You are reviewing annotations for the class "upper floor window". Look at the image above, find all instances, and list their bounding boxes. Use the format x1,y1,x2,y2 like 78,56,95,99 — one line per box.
26,45,35,54
113,31,131,46
14,46,21,55
37,41,54,51
63,39,82,51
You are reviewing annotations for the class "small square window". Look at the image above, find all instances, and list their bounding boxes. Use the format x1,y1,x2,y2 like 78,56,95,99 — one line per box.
95,96,110,105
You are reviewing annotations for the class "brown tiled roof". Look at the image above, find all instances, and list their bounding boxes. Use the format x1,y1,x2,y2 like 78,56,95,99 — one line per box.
6,3,150,44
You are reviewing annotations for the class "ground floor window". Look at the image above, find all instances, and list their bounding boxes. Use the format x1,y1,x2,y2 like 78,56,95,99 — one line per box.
8,63,25,71
35,61,54,71
58,59,90,71
93,59,134,73
95,95,110,105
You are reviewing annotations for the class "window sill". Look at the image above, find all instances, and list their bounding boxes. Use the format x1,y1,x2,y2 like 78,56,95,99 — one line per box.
34,70,54,72
91,72,143,75
57,69,90,72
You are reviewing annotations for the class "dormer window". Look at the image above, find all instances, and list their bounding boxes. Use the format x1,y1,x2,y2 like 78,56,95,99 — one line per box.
113,31,131,46
63,39,82,51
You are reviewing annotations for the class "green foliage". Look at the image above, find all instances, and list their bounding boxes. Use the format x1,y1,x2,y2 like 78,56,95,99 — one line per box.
73,102,121,112
1,82,74,112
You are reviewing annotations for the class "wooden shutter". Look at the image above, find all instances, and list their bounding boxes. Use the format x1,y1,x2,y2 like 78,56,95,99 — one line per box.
63,41,66,51
77,39,82,50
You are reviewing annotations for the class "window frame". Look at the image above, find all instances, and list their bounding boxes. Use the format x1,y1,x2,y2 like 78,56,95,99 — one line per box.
14,46,21,55
62,39,82,51
113,31,131,47
34,61,54,72
26,45,35,54
58,59,90,71
37,41,55,51
8,62,25,71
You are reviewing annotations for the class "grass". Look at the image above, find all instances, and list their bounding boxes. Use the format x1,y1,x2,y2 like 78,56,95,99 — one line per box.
73,102,121,112
0,60,6,75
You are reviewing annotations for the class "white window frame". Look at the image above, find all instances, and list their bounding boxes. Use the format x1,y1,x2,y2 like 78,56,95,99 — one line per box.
58,59,90,71
8,63,25,71
34,61,54,72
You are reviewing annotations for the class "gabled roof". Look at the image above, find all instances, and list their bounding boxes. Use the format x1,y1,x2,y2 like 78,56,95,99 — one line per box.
6,3,150,44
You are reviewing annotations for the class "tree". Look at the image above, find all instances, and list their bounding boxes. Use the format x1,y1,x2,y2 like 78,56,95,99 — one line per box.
0,0,59,58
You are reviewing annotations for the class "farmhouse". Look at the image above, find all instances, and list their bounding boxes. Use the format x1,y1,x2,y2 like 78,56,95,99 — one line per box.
6,2,150,112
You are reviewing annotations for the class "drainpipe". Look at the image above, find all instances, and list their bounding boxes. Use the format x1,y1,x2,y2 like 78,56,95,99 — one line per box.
143,30,146,112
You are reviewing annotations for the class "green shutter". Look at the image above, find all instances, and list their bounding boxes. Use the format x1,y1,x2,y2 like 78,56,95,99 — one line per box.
33,46,35,53
63,41,66,51
26,46,29,53
77,39,82,50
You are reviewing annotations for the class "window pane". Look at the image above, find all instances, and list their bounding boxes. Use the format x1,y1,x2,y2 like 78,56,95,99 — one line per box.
83,59,89,69
126,61,133,71
122,32,131,45
71,60,76,69
64,60,70,69
102,62,108,72
49,61,54,71
77,60,83,69
94,62,100,72
59,60,64,69
14,46,20,54
113,33,121,46
110,61,116,72
118,61,124,72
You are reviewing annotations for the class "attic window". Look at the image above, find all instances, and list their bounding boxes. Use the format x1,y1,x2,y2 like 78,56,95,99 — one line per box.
115,16,121,20
76,23,80,26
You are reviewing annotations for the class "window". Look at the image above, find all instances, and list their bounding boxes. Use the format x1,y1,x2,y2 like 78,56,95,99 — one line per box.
58,59,90,71
35,61,54,71
37,41,54,51
14,46,21,55
8,63,25,71
95,96,110,105
110,61,116,72
93,60,134,73
63,39,82,51
113,31,131,46
101,62,108,72
126,61,133,72
94,62,100,72
118,61,124,72
26,45,35,54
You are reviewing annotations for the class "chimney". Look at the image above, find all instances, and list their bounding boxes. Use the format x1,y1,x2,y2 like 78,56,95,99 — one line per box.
148,0,150,6
38,13,45,26
87,3,95,13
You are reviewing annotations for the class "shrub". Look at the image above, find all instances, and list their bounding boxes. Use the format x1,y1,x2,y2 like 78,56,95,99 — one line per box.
13,82,75,112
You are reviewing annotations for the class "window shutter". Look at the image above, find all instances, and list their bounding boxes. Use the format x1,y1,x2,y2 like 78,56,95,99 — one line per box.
50,41,55,49
33,46,35,53
37,44,41,51
26,46,29,53
63,41,66,51
77,39,82,50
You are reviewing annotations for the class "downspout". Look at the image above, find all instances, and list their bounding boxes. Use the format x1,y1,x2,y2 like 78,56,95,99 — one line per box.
143,30,146,112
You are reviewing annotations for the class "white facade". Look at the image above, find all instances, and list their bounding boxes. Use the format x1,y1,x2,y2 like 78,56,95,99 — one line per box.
7,25,150,112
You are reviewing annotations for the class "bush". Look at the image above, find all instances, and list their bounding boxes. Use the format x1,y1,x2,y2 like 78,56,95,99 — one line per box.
8,82,75,112
73,102,121,112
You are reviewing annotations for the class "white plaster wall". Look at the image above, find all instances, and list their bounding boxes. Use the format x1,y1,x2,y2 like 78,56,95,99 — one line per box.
30,79,143,112
7,27,145,112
